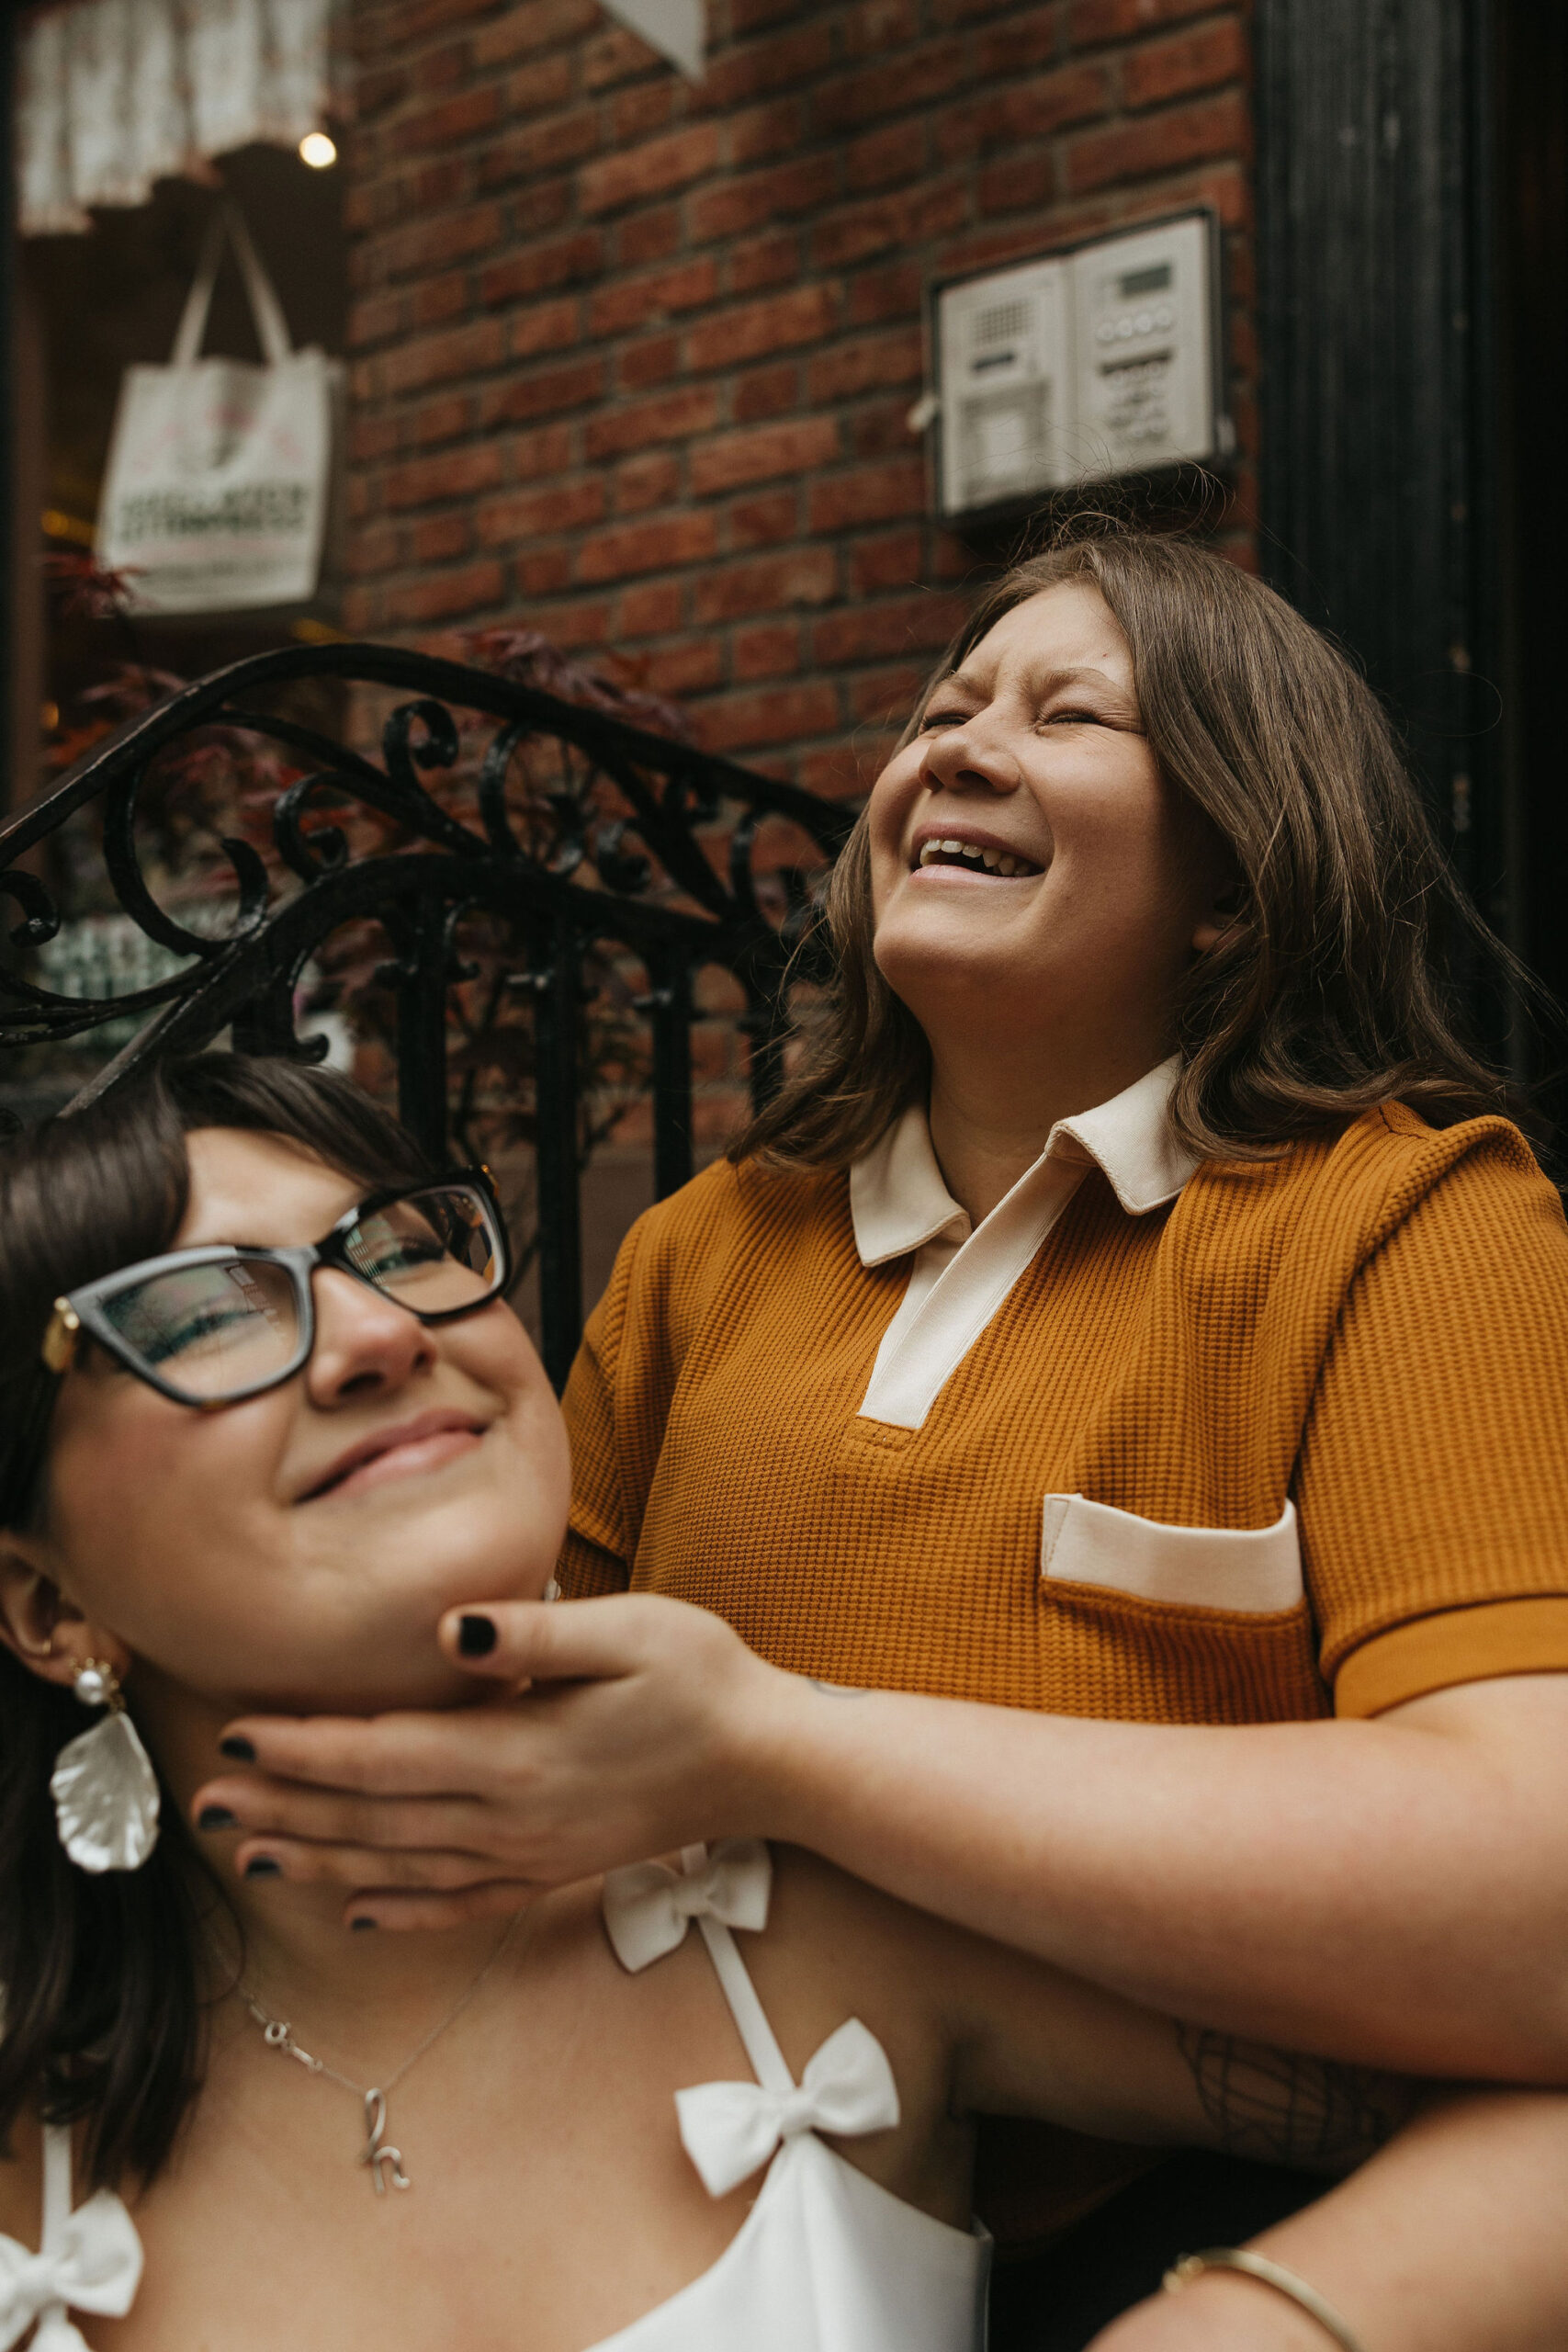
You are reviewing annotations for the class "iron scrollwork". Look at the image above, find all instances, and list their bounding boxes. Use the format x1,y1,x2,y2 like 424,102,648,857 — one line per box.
0,640,853,1387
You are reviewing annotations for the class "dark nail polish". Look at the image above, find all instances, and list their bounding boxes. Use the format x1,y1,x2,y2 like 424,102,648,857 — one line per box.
197,1805,236,1831
350,1916,378,1932
243,1856,281,1879
220,1735,256,1762
457,1613,497,1657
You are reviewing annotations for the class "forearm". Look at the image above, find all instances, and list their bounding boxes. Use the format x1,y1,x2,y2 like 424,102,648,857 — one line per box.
744,1673,1568,2076
1090,2089,1568,2352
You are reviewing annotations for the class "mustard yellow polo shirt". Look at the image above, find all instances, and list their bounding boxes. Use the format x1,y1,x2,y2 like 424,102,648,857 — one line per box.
560,1065,1568,1722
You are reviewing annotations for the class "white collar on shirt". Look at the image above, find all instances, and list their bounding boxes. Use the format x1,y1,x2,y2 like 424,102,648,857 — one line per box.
850,1056,1197,1267
846,1057,1199,1429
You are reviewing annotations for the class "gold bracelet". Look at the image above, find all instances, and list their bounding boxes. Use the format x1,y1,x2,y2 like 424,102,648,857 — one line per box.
1163,2248,1369,2352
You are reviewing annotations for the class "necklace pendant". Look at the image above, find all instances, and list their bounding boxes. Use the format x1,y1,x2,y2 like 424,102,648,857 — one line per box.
360,2087,411,2195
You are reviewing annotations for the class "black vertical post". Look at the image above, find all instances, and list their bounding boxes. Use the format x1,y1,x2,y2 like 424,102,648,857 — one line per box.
529,913,582,1393
0,9,17,818
394,899,450,1165
645,947,694,1200
1254,0,1502,1021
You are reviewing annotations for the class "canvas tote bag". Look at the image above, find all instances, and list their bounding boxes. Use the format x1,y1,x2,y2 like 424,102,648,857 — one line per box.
96,202,339,614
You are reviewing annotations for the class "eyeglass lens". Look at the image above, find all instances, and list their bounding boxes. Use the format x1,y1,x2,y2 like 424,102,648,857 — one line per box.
97,1185,501,1402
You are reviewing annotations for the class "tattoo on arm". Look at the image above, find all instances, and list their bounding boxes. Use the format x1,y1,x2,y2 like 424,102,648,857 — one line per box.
1176,2023,1424,2173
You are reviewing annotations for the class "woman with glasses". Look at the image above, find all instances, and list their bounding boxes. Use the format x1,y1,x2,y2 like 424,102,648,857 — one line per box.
196,529,1568,2350
10,1048,1502,2352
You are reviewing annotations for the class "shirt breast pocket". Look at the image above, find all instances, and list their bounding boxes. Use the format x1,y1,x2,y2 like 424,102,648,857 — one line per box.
1041,1493,1304,1611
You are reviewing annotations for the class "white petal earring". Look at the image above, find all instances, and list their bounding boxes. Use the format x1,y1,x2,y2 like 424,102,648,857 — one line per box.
50,1658,162,1872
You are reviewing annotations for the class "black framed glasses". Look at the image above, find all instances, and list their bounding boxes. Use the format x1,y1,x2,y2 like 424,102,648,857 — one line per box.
39,1173,510,1410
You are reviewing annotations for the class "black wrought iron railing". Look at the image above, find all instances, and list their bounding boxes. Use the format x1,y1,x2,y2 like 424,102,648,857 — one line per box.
0,642,853,1387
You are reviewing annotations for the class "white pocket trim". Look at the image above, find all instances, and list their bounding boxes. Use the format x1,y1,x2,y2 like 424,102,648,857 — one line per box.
1041,1494,1303,1613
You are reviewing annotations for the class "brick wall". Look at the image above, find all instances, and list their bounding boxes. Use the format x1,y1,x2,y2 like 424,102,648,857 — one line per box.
343,0,1257,801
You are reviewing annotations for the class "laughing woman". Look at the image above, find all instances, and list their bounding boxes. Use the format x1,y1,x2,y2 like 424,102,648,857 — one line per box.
188,532,1568,2346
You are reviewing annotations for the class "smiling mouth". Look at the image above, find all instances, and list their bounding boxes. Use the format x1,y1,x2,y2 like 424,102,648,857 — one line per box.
299,1411,487,1504
915,839,1043,877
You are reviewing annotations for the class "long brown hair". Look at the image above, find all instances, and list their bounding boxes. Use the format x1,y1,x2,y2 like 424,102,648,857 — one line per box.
0,1056,432,2190
734,526,1531,1170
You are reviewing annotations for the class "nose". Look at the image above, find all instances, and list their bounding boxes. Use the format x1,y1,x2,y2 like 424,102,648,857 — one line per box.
305,1266,436,1407
919,711,1021,798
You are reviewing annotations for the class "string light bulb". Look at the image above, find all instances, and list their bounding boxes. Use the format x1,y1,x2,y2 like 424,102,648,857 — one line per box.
299,131,337,169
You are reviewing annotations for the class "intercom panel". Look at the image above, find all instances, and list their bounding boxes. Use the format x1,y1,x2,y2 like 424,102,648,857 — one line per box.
936,257,1074,515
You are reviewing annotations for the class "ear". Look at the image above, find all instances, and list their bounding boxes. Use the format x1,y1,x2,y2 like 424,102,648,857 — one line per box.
0,1533,130,1695
1191,881,1247,957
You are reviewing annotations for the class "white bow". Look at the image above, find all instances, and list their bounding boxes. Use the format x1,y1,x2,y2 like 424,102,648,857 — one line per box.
675,2017,901,2200
0,2188,144,2352
603,1840,772,1973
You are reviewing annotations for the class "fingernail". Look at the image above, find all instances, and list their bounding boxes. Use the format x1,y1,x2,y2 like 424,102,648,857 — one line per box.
197,1805,236,1831
220,1735,256,1762
243,1855,281,1879
457,1612,497,1657
350,1916,378,1932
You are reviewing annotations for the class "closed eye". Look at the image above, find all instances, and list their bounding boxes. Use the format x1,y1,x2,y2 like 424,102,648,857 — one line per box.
919,707,974,729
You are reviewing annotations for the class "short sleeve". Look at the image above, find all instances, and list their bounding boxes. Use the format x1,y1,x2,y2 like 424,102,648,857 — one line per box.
1295,1128,1568,1713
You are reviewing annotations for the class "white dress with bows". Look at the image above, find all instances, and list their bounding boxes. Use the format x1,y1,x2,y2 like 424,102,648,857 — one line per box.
1,1842,987,2350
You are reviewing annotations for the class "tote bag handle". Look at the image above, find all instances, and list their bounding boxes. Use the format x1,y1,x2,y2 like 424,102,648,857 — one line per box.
171,203,293,368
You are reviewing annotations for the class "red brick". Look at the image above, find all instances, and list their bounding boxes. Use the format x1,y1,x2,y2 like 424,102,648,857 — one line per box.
684,284,838,373
618,579,684,635
579,123,722,216
850,527,924,594
479,107,601,187
348,290,405,349
844,260,923,327
613,81,676,142
976,150,1056,216
730,231,801,295
698,681,842,753
1066,88,1249,190
345,521,400,577
807,326,924,402
401,87,500,153
618,333,682,390
844,121,929,194
617,205,682,266
351,413,402,465
480,231,604,304
815,40,966,133
412,512,472,563
976,8,1068,77
587,258,721,335
412,392,476,445
645,639,726,695
615,451,682,514
693,547,837,621
728,491,800,548
504,421,577,479
733,622,801,680
381,202,502,280
797,737,894,798
807,457,925,532
730,97,809,166
735,361,801,422
1122,17,1247,107
851,662,930,722
577,512,719,582
481,355,605,423
696,20,835,109
473,0,596,62
936,62,1111,159
498,50,576,115
384,441,503,510
412,273,469,329
385,559,505,626
689,157,821,243
851,396,919,458
582,21,660,87
811,180,968,270
811,591,967,665
516,548,574,594
841,0,920,57
382,317,505,393
584,384,721,458
477,478,605,545
690,416,840,496
1068,0,1216,40
510,296,581,357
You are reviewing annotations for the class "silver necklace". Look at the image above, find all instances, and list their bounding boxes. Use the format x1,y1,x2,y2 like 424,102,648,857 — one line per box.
239,1910,524,2195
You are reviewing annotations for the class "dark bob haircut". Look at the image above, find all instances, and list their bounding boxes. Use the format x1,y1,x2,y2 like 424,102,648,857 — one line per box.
0,1054,431,2191
732,526,1533,1172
